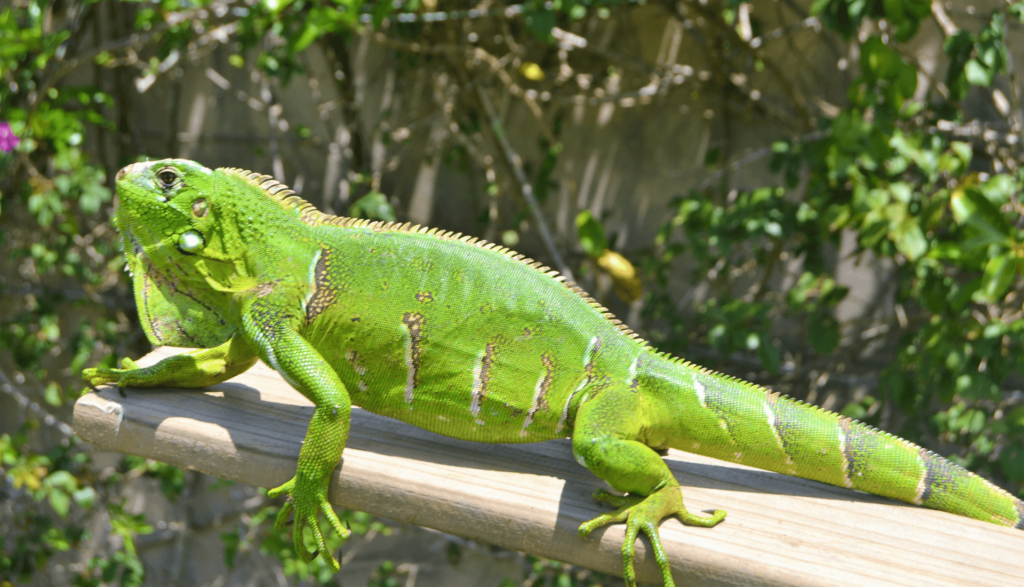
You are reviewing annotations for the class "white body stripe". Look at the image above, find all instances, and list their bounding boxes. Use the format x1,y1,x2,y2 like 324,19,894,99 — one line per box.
763,399,791,463
837,427,853,488
694,380,707,407
301,249,321,316
557,377,589,432
626,356,640,384
520,369,549,437
403,338,416,403
469,350,485,419
583,336,599,367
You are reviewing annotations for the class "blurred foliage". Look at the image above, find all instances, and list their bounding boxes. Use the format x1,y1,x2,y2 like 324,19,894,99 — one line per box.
2,0,1024,585
640,0,1024,491
221,502,391,584
498,555,620,587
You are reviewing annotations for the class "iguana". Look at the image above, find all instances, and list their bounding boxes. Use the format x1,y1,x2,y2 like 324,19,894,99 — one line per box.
83,159,1024,586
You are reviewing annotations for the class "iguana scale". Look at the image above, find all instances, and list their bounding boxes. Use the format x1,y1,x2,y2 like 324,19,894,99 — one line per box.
83,159,1024,586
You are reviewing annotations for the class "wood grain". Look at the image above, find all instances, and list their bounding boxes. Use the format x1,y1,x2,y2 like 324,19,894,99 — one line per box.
73,347,1024,586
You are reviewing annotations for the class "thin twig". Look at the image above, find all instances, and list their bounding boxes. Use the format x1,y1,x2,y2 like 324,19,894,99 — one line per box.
931,1,959,37
698,129,830,190
473,84,573,280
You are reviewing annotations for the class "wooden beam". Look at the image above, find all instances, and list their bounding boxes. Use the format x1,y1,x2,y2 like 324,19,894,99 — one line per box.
74,347,1024,586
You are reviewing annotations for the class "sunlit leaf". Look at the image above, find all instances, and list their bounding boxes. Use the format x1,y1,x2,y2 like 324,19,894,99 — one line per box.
980,253,1016,302
575,210,608,258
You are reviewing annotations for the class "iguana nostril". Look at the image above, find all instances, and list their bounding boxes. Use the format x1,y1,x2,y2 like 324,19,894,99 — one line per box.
115,164,131,181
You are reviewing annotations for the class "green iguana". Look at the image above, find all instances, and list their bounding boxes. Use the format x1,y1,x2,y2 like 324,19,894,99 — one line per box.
83,159,1024,586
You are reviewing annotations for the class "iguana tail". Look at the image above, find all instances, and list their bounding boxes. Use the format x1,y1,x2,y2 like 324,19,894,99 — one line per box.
667,367,1024,529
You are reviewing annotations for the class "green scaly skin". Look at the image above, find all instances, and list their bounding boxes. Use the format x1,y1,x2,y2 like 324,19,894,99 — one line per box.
83,160,1024,586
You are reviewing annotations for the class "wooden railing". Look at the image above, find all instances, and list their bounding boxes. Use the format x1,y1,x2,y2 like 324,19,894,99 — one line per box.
73,346,1024,586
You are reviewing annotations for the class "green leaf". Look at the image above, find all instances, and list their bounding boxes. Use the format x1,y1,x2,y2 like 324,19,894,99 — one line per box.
948,277,981,311
999,441,1024,483
745,332,760,350
575,210,608,258
950,141,973,167
964,59,993,86
950,186,1011,246
48,487,71,517
44,381,62,406
370,0,395,29
756,333,781,374
348,191,395,222
980,253,1017,302
892,218,927,260
73,486,96,509
704,147,721,167
291,22,321,54
980,173,1016,206
221,532,240,569
808,312,840,354
955,373,1001,401
841,400,867,420
1006,406,1024,430
1010,2,1024,23
525,8,556,42
943,30,975,101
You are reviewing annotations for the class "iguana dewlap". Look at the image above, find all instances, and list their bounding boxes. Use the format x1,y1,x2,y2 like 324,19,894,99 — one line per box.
84,159,1024,587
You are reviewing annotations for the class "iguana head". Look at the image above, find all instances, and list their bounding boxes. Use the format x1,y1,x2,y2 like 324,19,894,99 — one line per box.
115,159,218,258
114,159,242,347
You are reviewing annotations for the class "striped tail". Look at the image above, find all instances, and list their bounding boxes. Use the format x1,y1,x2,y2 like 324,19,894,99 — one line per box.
670,368,1024,530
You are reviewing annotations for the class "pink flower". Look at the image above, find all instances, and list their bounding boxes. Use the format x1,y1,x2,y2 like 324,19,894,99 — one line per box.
0,121,19,153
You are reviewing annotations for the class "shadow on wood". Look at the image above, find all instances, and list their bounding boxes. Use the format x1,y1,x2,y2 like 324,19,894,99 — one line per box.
73,347,1024,587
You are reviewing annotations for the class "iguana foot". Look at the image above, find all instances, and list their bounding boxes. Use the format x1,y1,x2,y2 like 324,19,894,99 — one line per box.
82,357,145,388
578,485,726,587
268,475,350,571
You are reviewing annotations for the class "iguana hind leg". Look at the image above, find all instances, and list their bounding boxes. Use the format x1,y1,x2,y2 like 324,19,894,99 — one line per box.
572,389,725,587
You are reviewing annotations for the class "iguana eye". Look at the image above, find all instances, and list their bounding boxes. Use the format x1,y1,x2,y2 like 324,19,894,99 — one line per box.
158,169,178,188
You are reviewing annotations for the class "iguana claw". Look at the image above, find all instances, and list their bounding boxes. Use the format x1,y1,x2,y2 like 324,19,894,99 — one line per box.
579,486,726,587
269,475,350,571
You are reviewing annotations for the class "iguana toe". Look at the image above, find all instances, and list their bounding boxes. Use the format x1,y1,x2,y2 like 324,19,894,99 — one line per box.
269,475,348,572
580,485,725,587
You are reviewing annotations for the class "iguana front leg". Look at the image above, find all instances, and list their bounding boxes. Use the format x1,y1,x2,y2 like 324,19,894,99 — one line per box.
82,335,258,389
572,388,726,587
239,294,352,571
